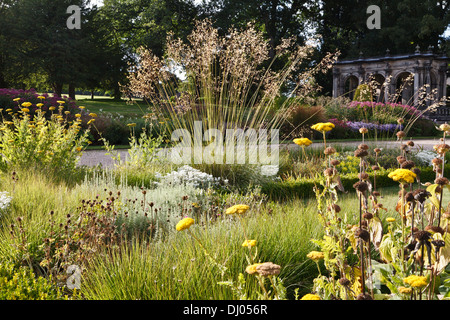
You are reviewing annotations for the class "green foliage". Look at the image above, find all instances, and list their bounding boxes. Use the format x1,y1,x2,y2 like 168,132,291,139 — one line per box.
353,84,373,102
0,260,67,300
0,101,91,177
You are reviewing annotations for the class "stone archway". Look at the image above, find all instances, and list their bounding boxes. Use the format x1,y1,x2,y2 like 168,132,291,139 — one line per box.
344,75,359,100
371,73,386,102
395,71,414,105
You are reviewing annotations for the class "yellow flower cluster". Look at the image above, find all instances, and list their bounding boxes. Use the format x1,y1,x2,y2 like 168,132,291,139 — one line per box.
226,204,249,215
306,251,324,262
293,137,312,147
175,217,195,231
242,239,257,248
311,122,335,132
403,275,428,288
300,293,321,300
387,169,416,184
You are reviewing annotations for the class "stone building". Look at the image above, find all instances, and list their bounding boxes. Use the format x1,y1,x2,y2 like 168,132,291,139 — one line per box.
332,47,449,121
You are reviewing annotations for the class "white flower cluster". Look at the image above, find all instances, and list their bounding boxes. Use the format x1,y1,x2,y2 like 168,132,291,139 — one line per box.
0,191,12,217
413,150,437,167
155,165,226,188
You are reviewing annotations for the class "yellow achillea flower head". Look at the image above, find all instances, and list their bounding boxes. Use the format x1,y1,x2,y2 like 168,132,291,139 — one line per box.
57,100,65,104
127,123,137,127
403,275,428,288
242,239,257,248
307,251,324,262
75,114,81,118
300,293,321,300
245,263,262,275
386,217,396,223
21,102,32,108
13,98,21,102
388,169,416,184
89,113,97,118
87,119,95,125
398,286,412,294
226,204,249,215
49,106,56,111
36,103,44,107
21,108,30,113
293,137,312,147
37,95,45,100
311,122,335,132
176,217,194,231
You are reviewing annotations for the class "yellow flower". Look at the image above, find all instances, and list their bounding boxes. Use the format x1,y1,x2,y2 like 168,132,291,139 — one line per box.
87,119,95,125
293,137,312,147
386,217,396,223
226,204,250,215
403,275,428,288
28,124,35,128
21,108,30,113
37,95,45,100
13,98,20,102
89,113,97,118
49,106,56,111
127,123,136,127
79,106,85,110
398,286,412,294
57,100,65,104
242,239,257,248
311,122,335,132
36,103,44,107
176,217,194,231
245,263,262,275
21,102,32,108
306,251,324,262
300,293,321,300
76,147,82,152
388,169,416,184
64,111,70,115
75,114,81,118
5,109,12,112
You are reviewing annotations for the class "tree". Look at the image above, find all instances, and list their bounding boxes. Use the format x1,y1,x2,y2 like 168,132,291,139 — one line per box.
199,0,317,57
100,0,198,57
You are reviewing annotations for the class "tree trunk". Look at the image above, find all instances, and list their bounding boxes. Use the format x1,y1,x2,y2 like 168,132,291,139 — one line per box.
90,90,94,100
68,83,76,100
53,83,63,97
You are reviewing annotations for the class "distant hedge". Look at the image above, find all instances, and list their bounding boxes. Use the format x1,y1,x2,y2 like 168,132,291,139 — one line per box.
262,165,450,201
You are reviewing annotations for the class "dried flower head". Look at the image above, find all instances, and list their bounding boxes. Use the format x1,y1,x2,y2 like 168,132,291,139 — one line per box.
435,177,449,186
359,127,368,134
434,144,450,155
354,148,368,158
358,143,369,150
396,131,406,139
256,262,281,276
353,181,368,192
401,160,415,169
330,159,340,166
324,147,336,155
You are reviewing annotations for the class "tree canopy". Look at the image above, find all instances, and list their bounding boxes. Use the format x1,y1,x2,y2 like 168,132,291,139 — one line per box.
0,0,447,98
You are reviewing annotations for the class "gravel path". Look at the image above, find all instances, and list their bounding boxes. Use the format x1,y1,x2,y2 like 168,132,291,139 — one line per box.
78,139,442,167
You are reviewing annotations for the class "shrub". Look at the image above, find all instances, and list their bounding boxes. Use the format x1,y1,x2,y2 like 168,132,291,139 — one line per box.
0,260,67,300
0,99,91,176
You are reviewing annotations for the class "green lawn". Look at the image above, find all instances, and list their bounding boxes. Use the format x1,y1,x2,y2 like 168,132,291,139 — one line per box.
75,95,148,118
